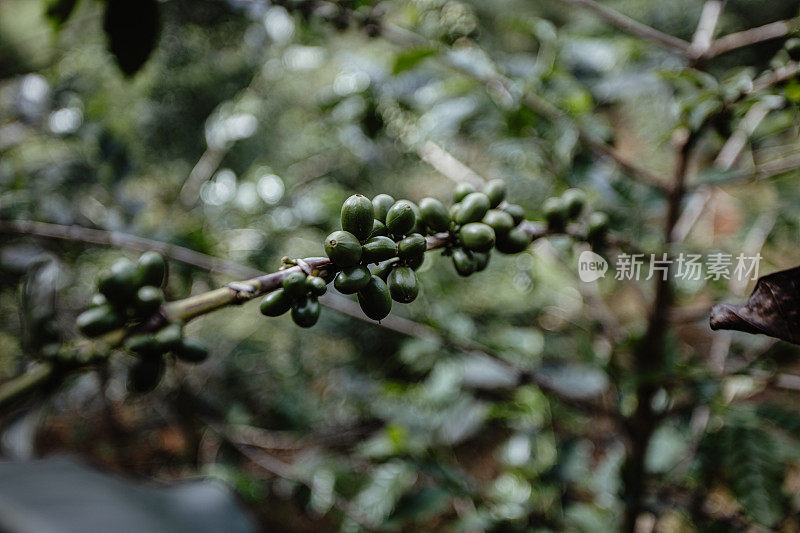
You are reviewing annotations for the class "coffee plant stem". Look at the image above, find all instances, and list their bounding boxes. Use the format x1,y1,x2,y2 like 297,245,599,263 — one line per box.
622,130,696,533
706,16,800,58
0,362,55,411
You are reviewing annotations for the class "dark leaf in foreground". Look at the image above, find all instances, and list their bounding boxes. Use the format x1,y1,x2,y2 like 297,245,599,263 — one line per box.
710,266,800,344
46,0,80,29
103,0,160,76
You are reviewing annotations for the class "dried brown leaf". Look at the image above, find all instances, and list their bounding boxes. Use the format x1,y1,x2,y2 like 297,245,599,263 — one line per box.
710,266,800,344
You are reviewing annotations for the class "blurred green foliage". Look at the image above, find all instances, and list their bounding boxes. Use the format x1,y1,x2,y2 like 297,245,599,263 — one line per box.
2,0,800,530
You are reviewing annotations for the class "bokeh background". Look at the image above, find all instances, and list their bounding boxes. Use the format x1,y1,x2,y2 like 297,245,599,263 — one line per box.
2,0,800,530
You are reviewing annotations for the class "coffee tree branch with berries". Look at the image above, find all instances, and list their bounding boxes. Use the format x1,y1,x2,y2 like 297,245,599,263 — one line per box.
57,182,607,394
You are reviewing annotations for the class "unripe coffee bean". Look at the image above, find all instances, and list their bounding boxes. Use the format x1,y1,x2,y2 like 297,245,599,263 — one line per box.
483,179,506,208
325,230,362,267
453,183,476,203
341,194,375,241
372,194,395,223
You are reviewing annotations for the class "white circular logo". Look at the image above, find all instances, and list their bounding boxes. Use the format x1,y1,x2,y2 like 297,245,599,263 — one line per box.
577,250,608,282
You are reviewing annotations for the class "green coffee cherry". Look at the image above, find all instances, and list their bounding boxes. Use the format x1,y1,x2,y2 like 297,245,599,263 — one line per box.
398,233,427,261
357,275,392,321
459,223,496,252
98,258,139,305
500,203,525,225
306,276,328,297
341,194,375,241
543,197,568,229
562,188,586,219
455,192,491,224
483,209,514,235
361,236,398,264
452,249,475,277
483,179,506,208
419,197,450,232
495,227,532,254
76,305,124,337
124,333,161,356
387,266,419,303
368,219,388,238
386,200,417,238
453,183,476,203
324,230,363,267
586,212,609,241
175,338,209,363
128,356,164,393
291,296,321,328
372,258,398,280
334,265,371,294
260,289,293,316
155,323,183,351
473,251,490,272
134,286,163,316
137,251,166,287
282,271,308,299
372,194,395,223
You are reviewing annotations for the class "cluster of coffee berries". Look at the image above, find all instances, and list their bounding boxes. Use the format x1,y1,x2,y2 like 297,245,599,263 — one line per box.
75,251,207,392
258,182,550,326
329,194,433,321
542,188,586,230
446,179,533,276
260,267,328,328
541,188,609,244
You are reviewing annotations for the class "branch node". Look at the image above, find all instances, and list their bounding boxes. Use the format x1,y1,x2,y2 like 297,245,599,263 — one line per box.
295,258,313,275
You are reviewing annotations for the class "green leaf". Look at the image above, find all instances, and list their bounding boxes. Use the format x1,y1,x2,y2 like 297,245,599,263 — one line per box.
392,47,437,74
784,79,800,104
700,418,786,527
343,460,417,528
45,0,80,30
385,487,452,527
758,404,800,438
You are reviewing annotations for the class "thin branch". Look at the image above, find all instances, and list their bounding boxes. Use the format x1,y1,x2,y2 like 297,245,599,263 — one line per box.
753,152,800,181
750,60,800,93
417,141,485,188
706,17,800,59
689,0,726,60
0,219,260,279
691,152,800,189
178,148,227,206
558,0,691,55
714,100,772,170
